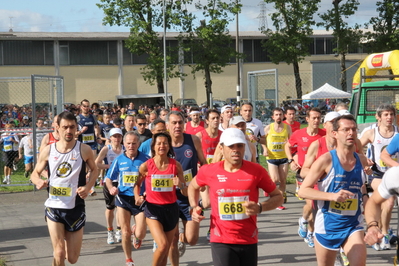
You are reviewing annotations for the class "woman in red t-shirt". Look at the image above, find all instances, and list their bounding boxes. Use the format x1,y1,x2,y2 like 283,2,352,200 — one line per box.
134,132,186,266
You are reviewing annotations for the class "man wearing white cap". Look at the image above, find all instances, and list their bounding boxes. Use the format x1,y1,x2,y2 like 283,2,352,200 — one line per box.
188,128,283,266
95,127,124,245
20,116,31,128
360,104,398,251
185,107,205,135
219,105,233,131
213,116,256,164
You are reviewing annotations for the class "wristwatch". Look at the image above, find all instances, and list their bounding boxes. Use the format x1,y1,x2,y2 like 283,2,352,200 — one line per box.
288,159,293,164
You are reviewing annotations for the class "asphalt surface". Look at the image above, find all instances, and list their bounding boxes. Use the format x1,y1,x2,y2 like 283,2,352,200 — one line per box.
0,184,395,266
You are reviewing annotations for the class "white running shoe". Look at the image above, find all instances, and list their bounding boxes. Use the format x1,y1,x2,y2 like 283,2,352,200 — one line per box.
6,176,10,185
13,162,17,171
380,234,391,250
298,217,308,238
115,229,122,243
304,234,315,248
372,242,382,251
2,177,7,184
153,240,158,253
107,230,115,244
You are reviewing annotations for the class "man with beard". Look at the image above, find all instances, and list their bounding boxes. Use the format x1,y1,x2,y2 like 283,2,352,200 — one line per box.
185,107,205,135
264,108,292,210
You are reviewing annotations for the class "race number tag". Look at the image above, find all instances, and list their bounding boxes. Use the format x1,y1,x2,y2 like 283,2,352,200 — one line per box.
206,155,214,164
183,169,193,185
151,174,174,192
122,171,138,187
49,184,72,198
82,133,95,143
328,194,358,216
4,144,12,151
218,196,249,221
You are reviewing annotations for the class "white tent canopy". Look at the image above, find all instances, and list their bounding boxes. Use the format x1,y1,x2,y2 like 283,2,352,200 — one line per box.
302,83,352,99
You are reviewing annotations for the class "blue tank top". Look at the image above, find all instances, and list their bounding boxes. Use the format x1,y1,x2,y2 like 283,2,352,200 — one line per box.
315,150,365,234
173,133,198,202
78,114,96,144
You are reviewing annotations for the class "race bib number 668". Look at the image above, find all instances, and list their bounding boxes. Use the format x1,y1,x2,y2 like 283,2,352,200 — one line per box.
218,196,249,221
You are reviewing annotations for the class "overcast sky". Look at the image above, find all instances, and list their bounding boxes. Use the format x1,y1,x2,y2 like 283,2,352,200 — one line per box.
0,0,378,33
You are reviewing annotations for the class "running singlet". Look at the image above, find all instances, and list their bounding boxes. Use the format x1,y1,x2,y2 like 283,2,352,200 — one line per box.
106,151,150,196
145,158,178,205
370,127,398,175
185,121,205,135
195,161,276,244
45,142,86,209
78,114,96,144
1,133,16,152
283,120,300,133
315,150,365,234
316,137,329,159
104,144,125,166
200,129,222,164
48,132,58,145
266,123,288,160
173,133,198,201
288,128,325,167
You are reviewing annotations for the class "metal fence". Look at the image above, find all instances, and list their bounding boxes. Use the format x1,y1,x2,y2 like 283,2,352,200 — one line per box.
0,75,64,187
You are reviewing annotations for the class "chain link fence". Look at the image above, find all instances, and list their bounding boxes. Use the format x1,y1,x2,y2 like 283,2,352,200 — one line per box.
0,75,64,188
247,70,356,125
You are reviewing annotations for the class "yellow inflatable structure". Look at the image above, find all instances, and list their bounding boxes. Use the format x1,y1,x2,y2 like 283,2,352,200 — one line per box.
352,50,399,88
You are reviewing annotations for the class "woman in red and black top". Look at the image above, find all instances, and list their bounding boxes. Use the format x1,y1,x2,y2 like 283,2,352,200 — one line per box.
134,132,186,266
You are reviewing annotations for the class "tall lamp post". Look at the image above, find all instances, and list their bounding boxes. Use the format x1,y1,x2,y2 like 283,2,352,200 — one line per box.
163,0,169,108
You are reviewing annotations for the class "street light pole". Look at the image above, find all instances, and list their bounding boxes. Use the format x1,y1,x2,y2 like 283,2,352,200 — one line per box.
236,2,240,106
163,0,169,109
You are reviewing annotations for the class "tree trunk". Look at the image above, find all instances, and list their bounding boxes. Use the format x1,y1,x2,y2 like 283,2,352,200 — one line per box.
156,73,165,94
293,61,302,100
204,66,212,107
340,53,347,92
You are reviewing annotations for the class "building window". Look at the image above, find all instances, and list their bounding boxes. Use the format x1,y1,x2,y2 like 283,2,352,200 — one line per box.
243,39,253,62
315,38,324,55
1,40,54,65
59,41,118,65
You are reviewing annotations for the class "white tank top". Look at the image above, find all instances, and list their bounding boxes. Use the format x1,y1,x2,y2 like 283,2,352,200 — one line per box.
106,144,124,166
244,140,252,162
45,142,84,209
371,126,398,173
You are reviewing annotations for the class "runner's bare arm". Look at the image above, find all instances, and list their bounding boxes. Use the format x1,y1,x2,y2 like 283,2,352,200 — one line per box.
31,145,50,189
78,144,98,199
300,140,319,178
188,178,205,222
364,189,385,245
39,133,50,154
134,162,148,206
212,143,223,163
299,153,354,201
380,148,399,167
176,161,188,196
191,134,207,166
359,128,373,147
95,146,110,169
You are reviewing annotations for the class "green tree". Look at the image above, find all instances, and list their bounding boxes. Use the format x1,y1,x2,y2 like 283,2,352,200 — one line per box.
262,0,320,100
97,0,193,94
180,0,242,106
318,0,363,91
364,0,399,53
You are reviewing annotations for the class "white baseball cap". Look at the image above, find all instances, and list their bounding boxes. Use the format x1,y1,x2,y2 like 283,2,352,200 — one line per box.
23,116,29,120
228,116,246,127
324,112,341,123
221,105,232,114
220,128,246,146
338,109,352,116
109,128,123,137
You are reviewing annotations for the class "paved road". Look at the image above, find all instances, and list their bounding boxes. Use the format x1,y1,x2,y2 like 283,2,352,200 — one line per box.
0,184,395,266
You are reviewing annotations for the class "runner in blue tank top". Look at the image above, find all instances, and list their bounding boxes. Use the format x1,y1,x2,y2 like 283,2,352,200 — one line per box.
298,115,369,266
166,111,207,265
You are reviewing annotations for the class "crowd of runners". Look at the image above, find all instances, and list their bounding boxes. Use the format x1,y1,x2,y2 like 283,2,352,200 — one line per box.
3,98,399,266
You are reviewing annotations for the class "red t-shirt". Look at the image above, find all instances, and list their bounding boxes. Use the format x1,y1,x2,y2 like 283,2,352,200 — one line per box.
145,158,178,205
283,120,301,133
200,129,222,163
185,121,205,135
316,137,329,159
288,128,325,167
195,161,276,245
